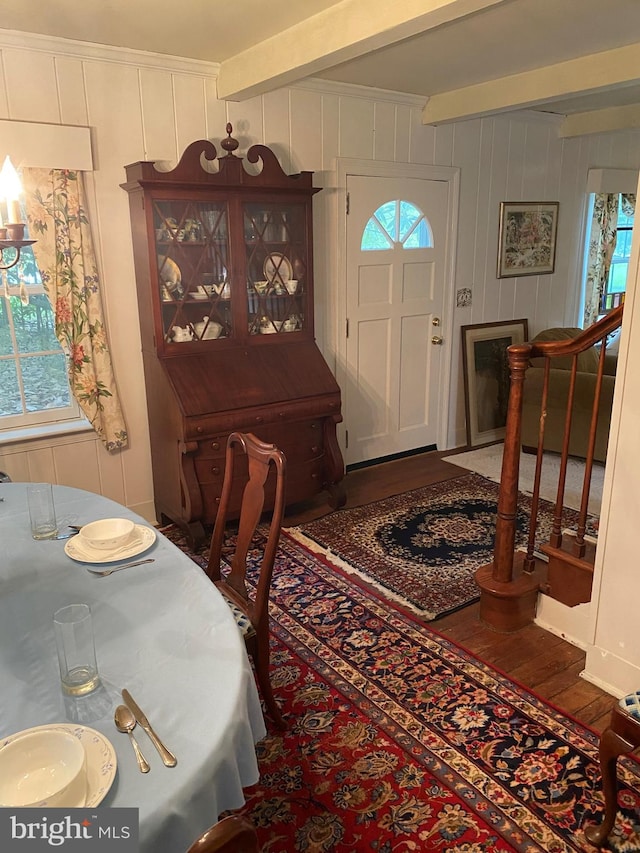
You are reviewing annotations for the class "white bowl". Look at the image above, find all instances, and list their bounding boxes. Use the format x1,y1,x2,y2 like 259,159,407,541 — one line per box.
0,729,87,808
285,279,298,294
78,517,136,551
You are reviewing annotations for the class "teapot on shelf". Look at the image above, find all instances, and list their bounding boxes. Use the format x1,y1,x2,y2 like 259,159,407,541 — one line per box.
170,325,194,343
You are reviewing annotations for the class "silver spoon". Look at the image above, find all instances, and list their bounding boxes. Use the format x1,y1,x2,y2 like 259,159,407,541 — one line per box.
114,705,150,773
87,558,154,576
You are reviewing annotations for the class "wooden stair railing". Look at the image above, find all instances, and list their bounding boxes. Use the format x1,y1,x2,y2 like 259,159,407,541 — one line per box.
475,305,623,632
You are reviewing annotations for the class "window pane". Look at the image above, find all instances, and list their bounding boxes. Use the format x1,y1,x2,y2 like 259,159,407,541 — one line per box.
361,218,392,251
12,295,59,352
398,201,421,241
0,299,13,356
403,219,431,248
374,202,397,241
20,353,71,412
0,359,21,416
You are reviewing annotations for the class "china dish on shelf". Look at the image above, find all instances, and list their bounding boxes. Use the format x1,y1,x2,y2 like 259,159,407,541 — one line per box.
64,525,156,564
264,253,292,284
157,256,181,290
190,292,209,300
1,724,117,807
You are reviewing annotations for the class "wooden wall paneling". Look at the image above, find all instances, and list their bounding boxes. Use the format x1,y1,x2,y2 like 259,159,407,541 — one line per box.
2,48,59,122
393,104,411,163
204,77,227,141
82,60,153,515
92,445,129,509
53,440,101,492
483,119,509,321
290,88,323,172
504,120,527,197
373,101,396,162
26,447,57,484
320,93,339,171
452,119,482,295
139,68,179,161
226,96,264,153
339,96,374,160
313,194,330,358
433,123,454,168
449,119,481,445
556,135,587,325
471,117,495,323
409,110,435,165
0,448,28,481
84,62,144,169
173,74,208,157
319,92,340,367
263,88,293,173
55,57,88,126
0,52,9,118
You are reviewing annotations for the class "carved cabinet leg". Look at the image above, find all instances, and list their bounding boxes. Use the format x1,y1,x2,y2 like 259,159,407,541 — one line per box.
585,726,635,846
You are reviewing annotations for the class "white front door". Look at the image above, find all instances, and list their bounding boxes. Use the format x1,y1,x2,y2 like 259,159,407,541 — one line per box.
344,174,451,466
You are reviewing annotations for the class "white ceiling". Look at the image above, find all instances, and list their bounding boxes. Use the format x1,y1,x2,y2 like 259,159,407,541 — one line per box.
3,0,640,136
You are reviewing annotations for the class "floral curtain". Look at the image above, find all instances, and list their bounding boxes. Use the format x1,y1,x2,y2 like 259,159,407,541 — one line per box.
583,193,619,328
22,168,128,451
582,192,636,327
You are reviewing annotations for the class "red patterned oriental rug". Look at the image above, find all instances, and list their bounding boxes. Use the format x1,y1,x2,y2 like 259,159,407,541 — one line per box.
162,525,639,853
287,472,598,621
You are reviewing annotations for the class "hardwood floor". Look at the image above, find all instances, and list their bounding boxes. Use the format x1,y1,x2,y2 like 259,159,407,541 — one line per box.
283,449,615,735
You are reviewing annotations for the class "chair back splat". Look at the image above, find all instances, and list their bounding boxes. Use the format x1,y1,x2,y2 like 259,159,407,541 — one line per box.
205,432,286,728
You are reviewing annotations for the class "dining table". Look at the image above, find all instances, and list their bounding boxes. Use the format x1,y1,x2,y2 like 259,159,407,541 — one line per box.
0,482,266,852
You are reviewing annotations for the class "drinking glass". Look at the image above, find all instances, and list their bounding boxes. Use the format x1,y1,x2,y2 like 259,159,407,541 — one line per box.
27,483,58,540
53,604,101,696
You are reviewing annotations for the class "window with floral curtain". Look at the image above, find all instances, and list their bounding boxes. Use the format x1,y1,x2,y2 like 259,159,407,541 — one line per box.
22,168,128,451
583,192,635,328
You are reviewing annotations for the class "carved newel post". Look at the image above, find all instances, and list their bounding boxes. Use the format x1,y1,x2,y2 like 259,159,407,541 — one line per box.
474,342,545,632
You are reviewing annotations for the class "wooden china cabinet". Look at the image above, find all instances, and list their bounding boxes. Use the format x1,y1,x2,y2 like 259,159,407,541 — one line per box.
122,125,345,545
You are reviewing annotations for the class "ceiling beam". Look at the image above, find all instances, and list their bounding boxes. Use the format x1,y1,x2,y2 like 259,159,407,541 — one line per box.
421,43,640,125
217,0,509,101
560,103,640,137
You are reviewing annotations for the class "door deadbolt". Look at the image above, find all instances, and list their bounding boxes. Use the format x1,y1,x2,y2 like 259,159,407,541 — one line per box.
432,317,440,327
432,336,443,345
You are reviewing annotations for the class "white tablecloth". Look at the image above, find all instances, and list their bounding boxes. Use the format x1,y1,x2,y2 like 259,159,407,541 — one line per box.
0,483,266,852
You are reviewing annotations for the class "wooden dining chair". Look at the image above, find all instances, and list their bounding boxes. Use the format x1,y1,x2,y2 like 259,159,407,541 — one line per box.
186,815,261,853
206,431,287,729
585,690,640,846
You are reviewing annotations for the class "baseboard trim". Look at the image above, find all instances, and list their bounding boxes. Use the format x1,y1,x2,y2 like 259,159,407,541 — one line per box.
346,445,437,472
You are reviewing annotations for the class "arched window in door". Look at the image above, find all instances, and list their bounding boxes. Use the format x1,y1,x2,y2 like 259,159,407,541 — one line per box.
361,200,433,251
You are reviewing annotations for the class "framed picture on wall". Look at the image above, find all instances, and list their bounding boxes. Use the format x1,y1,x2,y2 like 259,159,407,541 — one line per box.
497,201,559,278
461,318,529,447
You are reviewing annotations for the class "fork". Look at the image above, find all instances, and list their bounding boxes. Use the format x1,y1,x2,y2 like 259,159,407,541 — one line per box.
88,558,154,576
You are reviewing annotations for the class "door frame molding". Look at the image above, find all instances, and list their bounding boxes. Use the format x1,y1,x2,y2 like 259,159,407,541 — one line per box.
334,157,460,456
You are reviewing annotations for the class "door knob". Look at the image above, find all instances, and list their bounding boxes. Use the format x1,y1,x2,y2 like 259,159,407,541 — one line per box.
432,336,443,345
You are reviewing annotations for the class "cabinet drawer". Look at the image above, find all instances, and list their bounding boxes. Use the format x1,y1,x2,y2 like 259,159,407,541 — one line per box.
256,420,324,463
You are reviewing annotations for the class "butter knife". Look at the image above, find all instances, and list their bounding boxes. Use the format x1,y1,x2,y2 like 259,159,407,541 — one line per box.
122,689,177,767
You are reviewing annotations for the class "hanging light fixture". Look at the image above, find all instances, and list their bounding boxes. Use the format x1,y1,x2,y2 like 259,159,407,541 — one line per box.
0,155,35,271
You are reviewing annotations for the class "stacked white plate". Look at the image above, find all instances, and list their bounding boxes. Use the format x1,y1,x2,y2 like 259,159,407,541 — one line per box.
65,523,157,564
0,724,117,807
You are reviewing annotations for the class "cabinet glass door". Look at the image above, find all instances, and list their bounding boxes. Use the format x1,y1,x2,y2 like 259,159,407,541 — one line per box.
153,200,231,344
243,202,307,337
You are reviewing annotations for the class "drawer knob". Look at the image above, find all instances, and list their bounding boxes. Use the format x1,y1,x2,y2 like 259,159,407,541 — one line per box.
211,466,220,475
211,442,220,451
255,416,264,424
310,422,318,430
311,445,320,454
197,426,203,433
